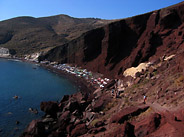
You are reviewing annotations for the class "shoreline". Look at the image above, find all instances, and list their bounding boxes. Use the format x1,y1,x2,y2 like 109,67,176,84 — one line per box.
1,57,96,96
1,57,112,137
39,64,96,94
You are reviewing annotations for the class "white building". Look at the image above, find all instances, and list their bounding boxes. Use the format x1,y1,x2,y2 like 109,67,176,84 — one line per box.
0,47,10,57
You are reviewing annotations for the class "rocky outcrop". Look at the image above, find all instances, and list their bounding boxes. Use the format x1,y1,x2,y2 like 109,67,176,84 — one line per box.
110,105,149,124
106,122,136,137
20,120,45,137
21,86,154,137
40,2,184,79
21,91,94,137
40,101,59,117
70,123,88,137
135,113,162,137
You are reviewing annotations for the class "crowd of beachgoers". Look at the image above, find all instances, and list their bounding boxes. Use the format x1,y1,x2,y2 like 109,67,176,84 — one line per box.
39,60,110,89
23,52,112,89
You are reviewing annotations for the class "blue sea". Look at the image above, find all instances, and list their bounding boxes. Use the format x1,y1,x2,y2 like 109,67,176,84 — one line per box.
0,58,77,137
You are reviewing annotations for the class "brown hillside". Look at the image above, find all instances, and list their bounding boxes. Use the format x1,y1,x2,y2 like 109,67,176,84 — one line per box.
0,15,111,55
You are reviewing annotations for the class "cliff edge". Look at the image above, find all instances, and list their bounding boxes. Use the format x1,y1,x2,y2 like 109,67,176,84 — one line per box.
40,2,184,79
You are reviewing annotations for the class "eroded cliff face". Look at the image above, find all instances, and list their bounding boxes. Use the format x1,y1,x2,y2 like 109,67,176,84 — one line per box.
21,2,184,137
40,2,184,78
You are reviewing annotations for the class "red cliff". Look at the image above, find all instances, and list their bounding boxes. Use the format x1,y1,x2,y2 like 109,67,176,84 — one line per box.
40,2,184,78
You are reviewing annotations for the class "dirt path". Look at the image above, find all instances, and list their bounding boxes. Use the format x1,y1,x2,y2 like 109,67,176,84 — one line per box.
145,102,184,137
146,102,169,114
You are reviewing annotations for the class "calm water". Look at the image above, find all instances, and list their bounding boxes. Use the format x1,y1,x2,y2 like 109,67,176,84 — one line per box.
0,58,77,137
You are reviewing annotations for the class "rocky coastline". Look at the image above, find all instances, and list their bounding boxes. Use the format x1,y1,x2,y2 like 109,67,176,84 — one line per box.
8,55,115,137
2,46,184,137
1,1,184,136
19,59,106,137
20,52,184,137
1,57,111,136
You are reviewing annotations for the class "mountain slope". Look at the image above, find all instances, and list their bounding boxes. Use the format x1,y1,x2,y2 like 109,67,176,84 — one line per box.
21,2,184,137
0,15,111,55
40,2,184,78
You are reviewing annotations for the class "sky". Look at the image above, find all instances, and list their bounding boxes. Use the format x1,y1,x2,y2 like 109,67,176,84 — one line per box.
0,0,184,21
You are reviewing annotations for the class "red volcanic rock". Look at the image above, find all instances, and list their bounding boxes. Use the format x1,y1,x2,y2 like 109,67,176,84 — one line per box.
66,124,74,134
148,66,157,73
57,111,71,131
94,120,105,128
60,95,69,103
83,111,95,121
59,111,71,121
135,113,162,137
72,92,86,102
78,100,89,112
40,101,59,117
41,2,184,79
159,7,182,30
48,131,66,137
148,122,176,137
21,120,45,137
135,72,142,78
173,109,184,121
110,106,149,124
71,123,88,137
106,122,135,137
92,93,112,112
92,99,104,112
134,77,141,84
88,127,106,134
65,100,80,112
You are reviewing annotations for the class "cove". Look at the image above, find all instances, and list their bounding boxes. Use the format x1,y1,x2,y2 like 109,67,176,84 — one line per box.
0,58,77,137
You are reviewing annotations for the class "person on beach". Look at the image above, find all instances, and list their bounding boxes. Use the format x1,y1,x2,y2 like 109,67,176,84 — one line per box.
111,89,114,96
143,95,147,104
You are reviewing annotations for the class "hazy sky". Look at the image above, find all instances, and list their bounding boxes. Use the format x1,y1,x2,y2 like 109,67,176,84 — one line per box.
0,0,183,21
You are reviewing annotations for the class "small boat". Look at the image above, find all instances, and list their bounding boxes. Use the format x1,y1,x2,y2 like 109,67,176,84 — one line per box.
29,108,38,114
13,95,19,99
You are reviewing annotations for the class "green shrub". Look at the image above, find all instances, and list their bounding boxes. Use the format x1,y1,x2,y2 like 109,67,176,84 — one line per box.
90,119,100,127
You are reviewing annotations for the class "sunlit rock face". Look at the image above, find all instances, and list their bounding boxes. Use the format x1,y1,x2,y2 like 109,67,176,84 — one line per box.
40,2,184,79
